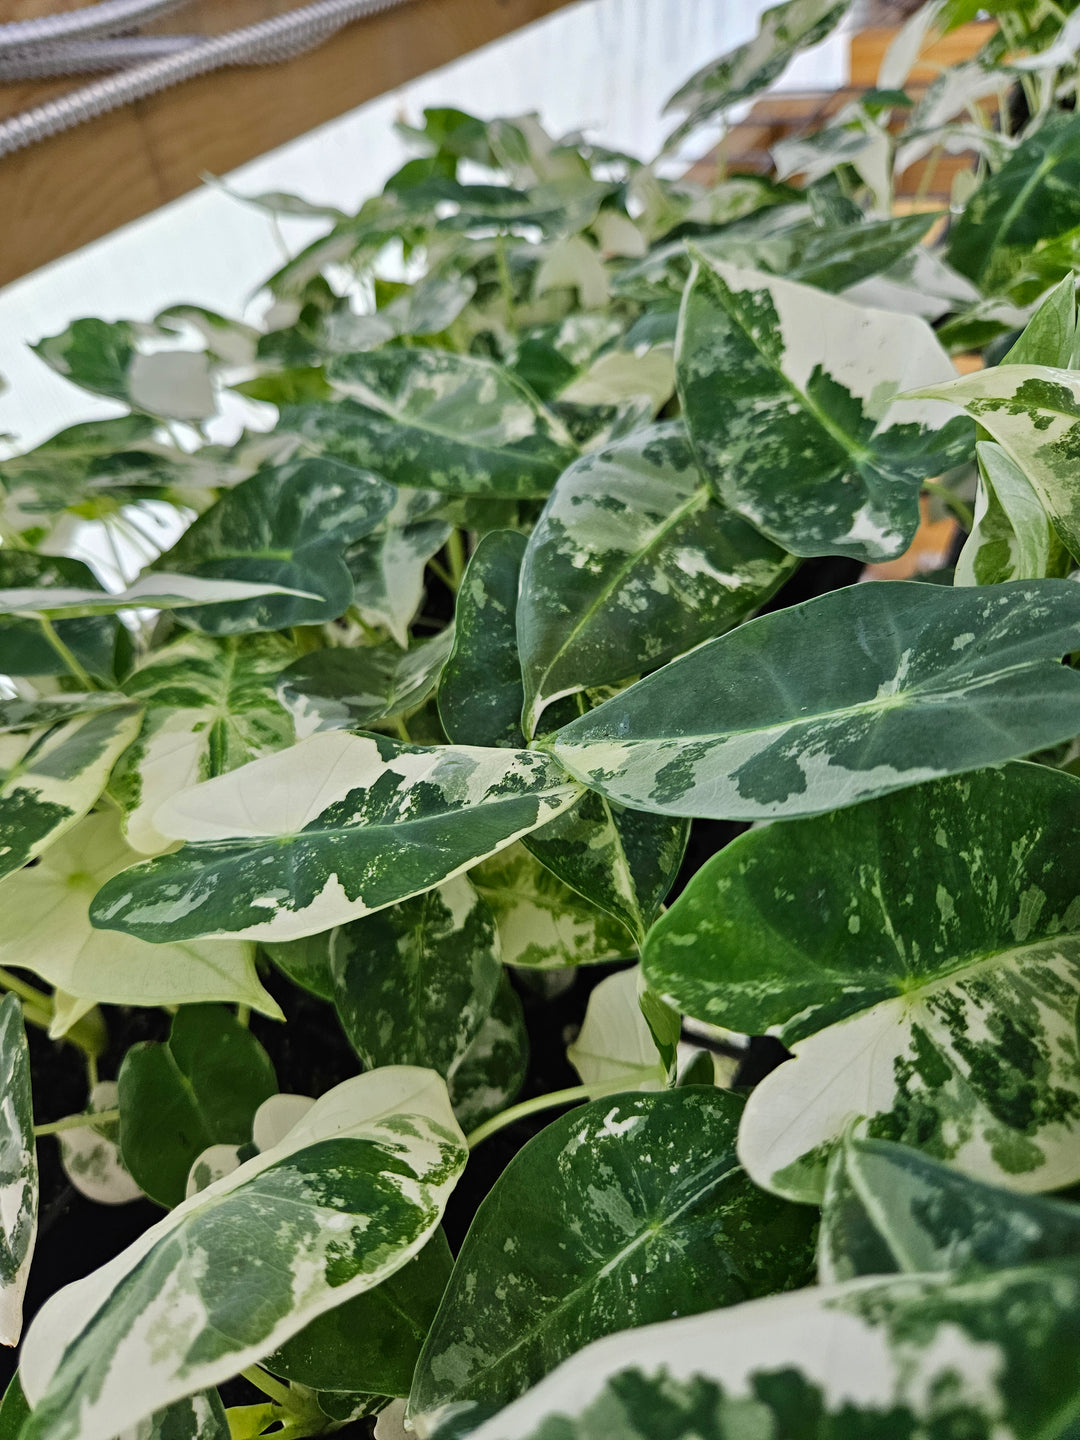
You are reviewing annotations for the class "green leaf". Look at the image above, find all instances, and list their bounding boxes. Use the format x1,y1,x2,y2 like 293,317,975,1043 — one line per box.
517,423,794,734
321,274,477,351
566,967,666,1093
0,572,318,620
90,732,583,943
32,318,216,421
452,1260,1080,1440
820,1135,1080,1283
955,440,1070,586
331,875,502,1075
0,552,130,684
409,1088,816,1427
0,703,141,881
261,932,335,1001
468,843,633,969
118,1005,278,1208
0,994,36,1346
157,457,396,633
676,254,970,561
439,530,529,749
263,1231,453,1397
946,113,1080,293
643,763,1080,1200
910,362,1080,561
0,1375,29,1440
277,629,453,737
662,0,851,144
1001,273,1079,368
447,972,528,1132
19,1067,467,1440
0,692,129,733
128,1393,230,1440
320,349,577,498
548,580,1080,821
786,211,939,292
0,811,280,1015
110,633,295,854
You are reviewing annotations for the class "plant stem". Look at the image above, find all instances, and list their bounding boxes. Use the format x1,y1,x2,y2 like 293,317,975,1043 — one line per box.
35,617,95,689
34,1108,120,1138
236,1004,251,1029
390,714,411,744
466,1077,635,1149
239,1367,299,1410
427,556,456,591
446,529,467,590
0,965,52,1014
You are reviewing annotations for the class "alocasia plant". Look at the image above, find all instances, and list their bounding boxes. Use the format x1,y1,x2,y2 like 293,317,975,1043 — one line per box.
5,2,1080,1435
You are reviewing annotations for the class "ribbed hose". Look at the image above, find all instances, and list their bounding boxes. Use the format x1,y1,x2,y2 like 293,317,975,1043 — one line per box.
0,0,414,156
0,35,197,81
0,0,191,50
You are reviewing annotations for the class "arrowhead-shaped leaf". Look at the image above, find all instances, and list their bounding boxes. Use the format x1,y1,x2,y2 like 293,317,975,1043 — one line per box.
313,348,577,498
19,1067,467,1440
549,580,1080,821
517,422,793,734
90,732,583,943
158,456,396,633
676,255,970,560
0,811,279,1016
643,763,1080,1199
409,1088,815,1428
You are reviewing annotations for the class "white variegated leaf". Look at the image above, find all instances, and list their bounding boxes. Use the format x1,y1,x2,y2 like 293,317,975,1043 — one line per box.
90,732,584,943
0,574,318,619
20,1068,467,1440
111,634,295,853
58,1083,143,1207
566,968,666,1095
0,704,141,881
0,994,36,1347
0,811,280,1016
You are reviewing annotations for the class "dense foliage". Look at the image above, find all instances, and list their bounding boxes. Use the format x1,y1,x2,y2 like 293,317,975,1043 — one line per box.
3,0,1080,1434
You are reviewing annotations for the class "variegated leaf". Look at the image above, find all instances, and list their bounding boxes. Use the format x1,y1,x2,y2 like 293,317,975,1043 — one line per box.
409,1089,816,1428
676,255,970,561
0,704,142,882
33,318,216,421
946,112,1080,295
0,994,36,1347
911,363,1080,561
518,423,794,734
566,967,666,1094
0,811,279,1016
0,693,129,733
19,1067,467,1440
331,874,502,1075
118,1005,277,1207
0,552,129,686
662,0,851,145
449,1261,1080,1440
439,530,529,749
548,580,1080,821
110,634,295,854
819,1135,1080,1284
345,490,452,647
277,629,453,738
0,573,317,619
90,732,584,943
643,763,1080,1200
955,441,1069,586
468,843,634,969
57,1082,143,1207
119,1392,230,1440
320,348,577,497
158,456,395,633
447,972,528,1132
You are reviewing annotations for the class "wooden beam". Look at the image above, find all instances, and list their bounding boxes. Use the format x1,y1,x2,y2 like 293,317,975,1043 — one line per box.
0,0,576,287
